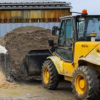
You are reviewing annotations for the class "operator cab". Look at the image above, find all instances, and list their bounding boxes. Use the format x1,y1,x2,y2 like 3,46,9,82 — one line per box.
51,9,100,62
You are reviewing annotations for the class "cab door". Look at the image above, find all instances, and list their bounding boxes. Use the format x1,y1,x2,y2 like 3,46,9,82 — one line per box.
63,18,75,77
56,18,75,77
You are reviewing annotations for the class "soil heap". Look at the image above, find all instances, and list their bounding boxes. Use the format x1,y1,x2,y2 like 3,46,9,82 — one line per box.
0,26,56,81
0,70,19,89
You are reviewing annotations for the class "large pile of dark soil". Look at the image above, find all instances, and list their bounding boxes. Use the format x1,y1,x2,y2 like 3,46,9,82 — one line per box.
0,26,56,81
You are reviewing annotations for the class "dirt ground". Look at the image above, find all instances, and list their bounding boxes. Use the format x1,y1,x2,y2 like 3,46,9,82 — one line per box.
0,68,75,100
0,80,76,100
0,75,100,100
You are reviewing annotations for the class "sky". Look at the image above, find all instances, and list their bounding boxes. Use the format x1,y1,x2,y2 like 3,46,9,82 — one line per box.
63,0,100,15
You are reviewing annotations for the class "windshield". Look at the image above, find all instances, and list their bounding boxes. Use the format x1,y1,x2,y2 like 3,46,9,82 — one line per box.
77,17,100,41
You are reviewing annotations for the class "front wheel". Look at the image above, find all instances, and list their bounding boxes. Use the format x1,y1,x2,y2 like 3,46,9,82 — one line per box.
42,60,59,90
72,66,99,100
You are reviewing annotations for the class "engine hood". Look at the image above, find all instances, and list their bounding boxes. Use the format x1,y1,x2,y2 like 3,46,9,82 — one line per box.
79,43,100,65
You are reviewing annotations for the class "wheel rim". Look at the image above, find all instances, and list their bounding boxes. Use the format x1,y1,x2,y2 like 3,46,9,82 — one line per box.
43,67,49,84
75,75,86,94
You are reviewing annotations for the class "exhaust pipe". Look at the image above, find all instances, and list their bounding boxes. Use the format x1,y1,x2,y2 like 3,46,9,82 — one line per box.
89,33,97,42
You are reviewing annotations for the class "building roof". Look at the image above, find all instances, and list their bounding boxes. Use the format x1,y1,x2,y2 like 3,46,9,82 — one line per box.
0,0,72,10
0,0,66,3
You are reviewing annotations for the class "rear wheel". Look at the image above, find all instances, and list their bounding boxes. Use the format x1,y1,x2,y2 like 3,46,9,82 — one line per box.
72,66,99,100
42,60,59,90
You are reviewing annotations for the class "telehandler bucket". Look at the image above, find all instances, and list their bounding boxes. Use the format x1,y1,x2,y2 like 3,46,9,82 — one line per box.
21,50,51,77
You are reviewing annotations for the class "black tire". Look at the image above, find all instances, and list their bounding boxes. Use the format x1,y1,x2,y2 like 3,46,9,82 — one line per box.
72,66,99,100
42,60,59,90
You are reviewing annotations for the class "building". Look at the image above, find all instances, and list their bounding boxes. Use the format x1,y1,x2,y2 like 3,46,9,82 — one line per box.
0,0,72,37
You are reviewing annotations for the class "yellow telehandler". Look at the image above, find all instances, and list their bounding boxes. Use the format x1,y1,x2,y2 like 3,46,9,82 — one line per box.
41,9,100,100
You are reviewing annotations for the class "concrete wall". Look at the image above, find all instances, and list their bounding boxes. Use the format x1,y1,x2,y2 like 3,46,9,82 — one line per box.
0,22,60,37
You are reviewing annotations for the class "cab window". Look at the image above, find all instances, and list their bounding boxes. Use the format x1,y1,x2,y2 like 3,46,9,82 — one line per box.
66,20,73,47
77,21,85,41
58,20,65,46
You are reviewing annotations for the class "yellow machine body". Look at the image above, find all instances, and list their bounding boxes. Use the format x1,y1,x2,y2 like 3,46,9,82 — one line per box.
48,42,100,81
44,13,100,100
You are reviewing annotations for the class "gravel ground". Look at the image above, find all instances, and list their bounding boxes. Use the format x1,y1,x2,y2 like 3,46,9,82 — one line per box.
0,80,99,100
0,81,76,100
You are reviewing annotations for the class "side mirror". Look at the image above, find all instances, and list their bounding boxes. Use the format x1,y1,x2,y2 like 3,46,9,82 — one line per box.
52,26,59,35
